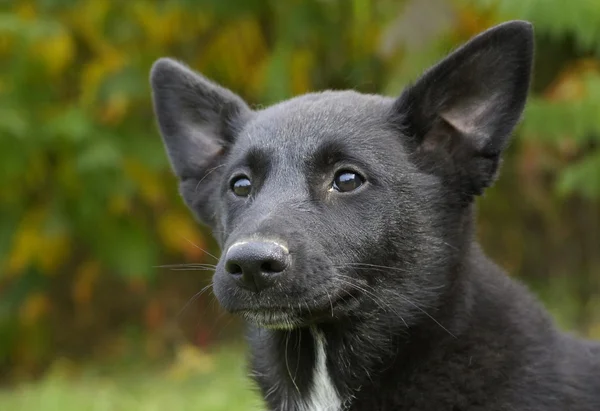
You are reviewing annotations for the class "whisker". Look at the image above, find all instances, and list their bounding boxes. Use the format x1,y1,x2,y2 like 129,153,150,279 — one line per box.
326,291,334,317
165,268,216,272
294,328,302,383
395,293,457,339
182,237,220,261
285,331,300,394
333,264,454,337
177,283,214,318
333,276,409,329
195,164,225,192
155,263,217,269
334,262,409,273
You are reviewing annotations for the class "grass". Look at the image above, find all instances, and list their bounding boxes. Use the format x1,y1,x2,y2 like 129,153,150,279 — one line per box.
0,345,264,411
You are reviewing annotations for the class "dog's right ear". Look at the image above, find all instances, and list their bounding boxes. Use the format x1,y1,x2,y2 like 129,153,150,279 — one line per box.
150,58,252,224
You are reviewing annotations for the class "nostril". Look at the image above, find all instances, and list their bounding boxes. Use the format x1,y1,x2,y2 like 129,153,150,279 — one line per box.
260,259,287,273
225,261,242,275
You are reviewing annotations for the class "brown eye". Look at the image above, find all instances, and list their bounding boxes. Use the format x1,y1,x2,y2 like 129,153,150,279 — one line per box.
231,176,252,197
333,171,364,193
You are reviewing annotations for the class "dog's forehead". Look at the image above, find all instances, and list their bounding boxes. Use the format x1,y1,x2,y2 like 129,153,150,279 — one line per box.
239,91,393,152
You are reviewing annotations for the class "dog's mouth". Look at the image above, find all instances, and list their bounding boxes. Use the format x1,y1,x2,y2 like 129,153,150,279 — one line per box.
233,289,362,330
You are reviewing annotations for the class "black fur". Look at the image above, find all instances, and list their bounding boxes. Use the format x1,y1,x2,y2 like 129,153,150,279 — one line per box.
150,21,600,410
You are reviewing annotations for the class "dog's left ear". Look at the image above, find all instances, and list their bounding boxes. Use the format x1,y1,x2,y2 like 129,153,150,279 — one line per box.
150,58,253,226
393,20,534,197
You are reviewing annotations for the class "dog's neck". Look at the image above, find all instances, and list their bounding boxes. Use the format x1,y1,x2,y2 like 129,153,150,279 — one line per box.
248,256,474,411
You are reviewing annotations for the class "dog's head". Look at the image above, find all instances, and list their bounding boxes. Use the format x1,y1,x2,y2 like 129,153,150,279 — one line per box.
150,21,533,329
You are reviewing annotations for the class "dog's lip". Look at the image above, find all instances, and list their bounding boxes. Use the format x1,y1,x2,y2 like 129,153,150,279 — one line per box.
231,288,362,322
236,309,301,330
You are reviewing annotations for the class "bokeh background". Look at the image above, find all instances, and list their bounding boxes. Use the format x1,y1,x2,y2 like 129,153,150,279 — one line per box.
1,0,599,409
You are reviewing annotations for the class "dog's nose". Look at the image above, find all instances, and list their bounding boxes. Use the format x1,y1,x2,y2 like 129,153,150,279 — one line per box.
224,241,289,292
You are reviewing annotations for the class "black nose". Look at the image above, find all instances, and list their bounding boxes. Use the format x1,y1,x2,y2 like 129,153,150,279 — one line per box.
224,241,290,292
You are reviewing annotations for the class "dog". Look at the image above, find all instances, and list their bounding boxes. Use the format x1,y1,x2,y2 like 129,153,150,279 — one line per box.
150,21,600,411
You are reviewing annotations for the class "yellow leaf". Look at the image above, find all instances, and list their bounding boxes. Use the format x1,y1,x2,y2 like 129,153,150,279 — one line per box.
108,194,131,215
5,227,39,276
133,1,187,47
0,33,12,57
157,210,207,261
291,49,314,95
123,160,165,206
31,30,75,75
20,292,50,326
100,92,130,125
64,0,110,55
5,208,70,276
199,18,268,93
5,209,45,276
79,49,126,107
455,7,497,39
166,344,215,381
15,1,37,21
37,232,70,274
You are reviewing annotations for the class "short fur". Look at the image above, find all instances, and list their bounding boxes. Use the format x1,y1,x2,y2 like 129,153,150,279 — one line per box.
150,21,600,410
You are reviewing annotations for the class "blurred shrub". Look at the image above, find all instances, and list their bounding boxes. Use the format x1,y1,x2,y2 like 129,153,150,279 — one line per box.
0,0,598,380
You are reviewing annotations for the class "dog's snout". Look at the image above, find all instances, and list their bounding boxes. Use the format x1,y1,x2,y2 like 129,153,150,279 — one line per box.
224,241,289,292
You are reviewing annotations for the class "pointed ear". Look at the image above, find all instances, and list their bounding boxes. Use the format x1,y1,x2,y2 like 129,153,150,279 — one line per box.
150,58,253,225
150,58,252,179
393,21,534,198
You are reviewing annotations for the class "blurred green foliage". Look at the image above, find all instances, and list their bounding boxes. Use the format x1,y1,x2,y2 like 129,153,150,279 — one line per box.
0,344,262,411
0,0,599,384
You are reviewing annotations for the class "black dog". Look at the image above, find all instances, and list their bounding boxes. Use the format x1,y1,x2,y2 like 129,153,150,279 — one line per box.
150,21,600,411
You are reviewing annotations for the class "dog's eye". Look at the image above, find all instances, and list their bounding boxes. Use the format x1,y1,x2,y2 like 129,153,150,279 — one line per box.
231,176,252,197
332,171,364,193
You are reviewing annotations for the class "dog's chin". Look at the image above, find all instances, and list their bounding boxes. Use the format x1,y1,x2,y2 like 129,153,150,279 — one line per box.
230,291,363,330
238,310,304,330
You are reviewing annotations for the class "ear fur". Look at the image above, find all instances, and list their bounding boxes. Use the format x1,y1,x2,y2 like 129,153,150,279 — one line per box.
150,58,252,179
150,58,253,224
393,20,534,198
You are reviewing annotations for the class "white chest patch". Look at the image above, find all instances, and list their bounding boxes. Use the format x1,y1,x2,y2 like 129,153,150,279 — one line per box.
299,329,342,411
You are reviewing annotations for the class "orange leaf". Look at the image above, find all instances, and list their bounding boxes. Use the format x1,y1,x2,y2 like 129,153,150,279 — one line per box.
544,59,600,102
455,7,497,39
99,92,130,125
72,261,100,306
145,299,165,330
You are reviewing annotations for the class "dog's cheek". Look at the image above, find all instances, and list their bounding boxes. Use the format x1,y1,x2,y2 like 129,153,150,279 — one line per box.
211,270,238,311
319,198,390,269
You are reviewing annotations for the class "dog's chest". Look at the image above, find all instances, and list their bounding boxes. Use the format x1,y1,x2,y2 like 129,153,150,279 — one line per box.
298,330,342,411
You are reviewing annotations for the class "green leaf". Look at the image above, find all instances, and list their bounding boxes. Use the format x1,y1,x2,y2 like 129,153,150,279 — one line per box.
0,107,28,138
261,43,292,104
95,221,159,279
76,140,122,172
557,150,600,199
44,108,94,144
